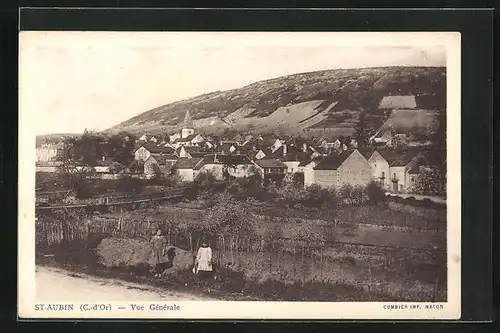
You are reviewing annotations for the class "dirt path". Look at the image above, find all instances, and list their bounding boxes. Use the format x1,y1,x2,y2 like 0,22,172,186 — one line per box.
36,266,209,302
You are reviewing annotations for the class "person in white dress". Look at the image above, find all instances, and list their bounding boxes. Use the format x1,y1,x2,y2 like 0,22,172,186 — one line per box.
193,241,213,279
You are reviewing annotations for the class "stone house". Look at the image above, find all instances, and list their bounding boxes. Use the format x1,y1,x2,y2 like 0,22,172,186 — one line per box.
305,149,372,189
172,158,203,182
134,142,175,162
388,150,423,193
143,153,178,177
194,154,255,181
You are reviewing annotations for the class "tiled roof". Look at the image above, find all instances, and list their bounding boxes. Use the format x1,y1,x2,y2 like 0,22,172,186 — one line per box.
138,142,175,154
358,148,375,160
173,157,202,170
174,134,196,143
255,159,287,169
376,149,401,164
298,155,323,167
282,149,307,162
390,150,421,167
189,152,206,159
313,150,354,170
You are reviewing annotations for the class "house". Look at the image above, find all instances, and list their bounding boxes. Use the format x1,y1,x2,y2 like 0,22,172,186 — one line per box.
178,146,202,159
139,134,149,142
405,148,446,192
271,144,288,158
36,142,64,162
172,157,203,182
204,141,215,149
378,95,417,110
252,149,267,160
194,154,255,180
297,155,323,174
369,126,395,146
172,134,197,148
169,132,181,143
219,143,237,155
281,148,306,174
270,138,286,153
388,150,423,193
150,136,158,143
134,142,175,162
305,149,373,189
143,153,178,177
366,149,399,189
254,159,288,184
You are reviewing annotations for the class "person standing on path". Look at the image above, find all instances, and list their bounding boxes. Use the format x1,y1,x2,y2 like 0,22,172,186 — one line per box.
193,241,213,282
150,229,167,277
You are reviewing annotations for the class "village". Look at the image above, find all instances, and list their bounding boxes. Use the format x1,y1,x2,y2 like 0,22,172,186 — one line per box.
34,93,447,303
36,94,446,199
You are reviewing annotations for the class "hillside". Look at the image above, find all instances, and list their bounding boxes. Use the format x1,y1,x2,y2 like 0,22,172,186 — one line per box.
107,66,446,138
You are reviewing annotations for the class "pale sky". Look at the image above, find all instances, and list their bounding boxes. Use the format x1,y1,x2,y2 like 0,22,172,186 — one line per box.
19,32,450,135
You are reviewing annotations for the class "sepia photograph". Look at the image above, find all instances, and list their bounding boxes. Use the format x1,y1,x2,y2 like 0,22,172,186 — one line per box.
18,31,461,320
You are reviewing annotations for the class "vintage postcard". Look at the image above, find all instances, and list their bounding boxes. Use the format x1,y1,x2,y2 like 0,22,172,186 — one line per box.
18,31,461,320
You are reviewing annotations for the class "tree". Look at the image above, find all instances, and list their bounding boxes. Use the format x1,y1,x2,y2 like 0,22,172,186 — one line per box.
106,132,137,166
353,111,372,147
128,160,144,174
412,167,446,196
203,193,256,239
365,181,387,205
56,160,95,199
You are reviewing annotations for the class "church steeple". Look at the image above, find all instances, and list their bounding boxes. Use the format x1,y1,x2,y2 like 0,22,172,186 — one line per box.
181,110,195,139
183,110,193,128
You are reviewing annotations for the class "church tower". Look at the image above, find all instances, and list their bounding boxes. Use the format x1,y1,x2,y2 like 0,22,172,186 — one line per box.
181,110,195,139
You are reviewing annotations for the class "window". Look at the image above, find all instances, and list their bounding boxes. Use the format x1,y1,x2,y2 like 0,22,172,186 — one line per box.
393,173,396,179
381,171,385,178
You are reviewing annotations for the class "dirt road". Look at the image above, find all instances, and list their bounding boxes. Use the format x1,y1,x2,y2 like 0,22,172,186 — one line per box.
36,266,208,302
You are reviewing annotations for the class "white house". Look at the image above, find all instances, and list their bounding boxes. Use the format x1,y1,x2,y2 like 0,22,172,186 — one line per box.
388,150,423,193
304,150,373,189
169,132,181,143
172,157,203,182
134,142,175,162
36,142,64,162
194,154,255,180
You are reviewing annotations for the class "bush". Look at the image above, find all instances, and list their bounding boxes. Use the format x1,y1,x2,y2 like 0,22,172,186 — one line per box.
339,184,367,205
303,184,338,209
195,171,216,191
128,160,144,174
365,181,387,206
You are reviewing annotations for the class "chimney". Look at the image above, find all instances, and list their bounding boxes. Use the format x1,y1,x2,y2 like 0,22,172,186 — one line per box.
283,144,287,157
302,143,307,153
102,156,105,162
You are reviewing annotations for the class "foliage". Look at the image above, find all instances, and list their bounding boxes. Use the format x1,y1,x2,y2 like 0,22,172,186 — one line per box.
202,193,256,239
106,132,137,166
60,130,136,167
128,160,144,174
411,167,446,196
149,163,164,184
263,224,284,251
108,161,126,174
365,181,387,206
56,160,95,199
194,171,216,191
339,184,367,205
302,184,338,209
